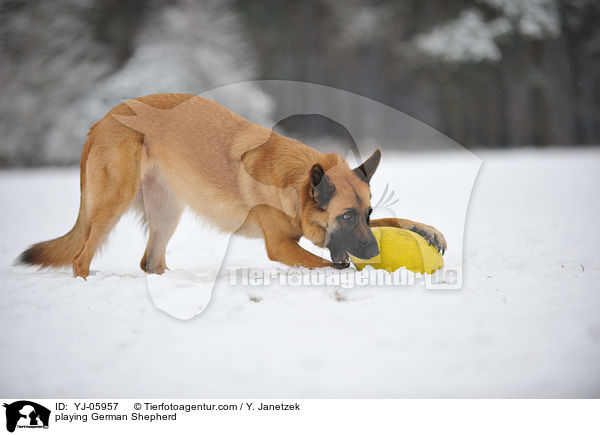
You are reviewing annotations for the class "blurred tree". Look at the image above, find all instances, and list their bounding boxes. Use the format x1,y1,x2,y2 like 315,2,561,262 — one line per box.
1,0,598,167
235,0,600,148
0,0,270,166
0,0,115,165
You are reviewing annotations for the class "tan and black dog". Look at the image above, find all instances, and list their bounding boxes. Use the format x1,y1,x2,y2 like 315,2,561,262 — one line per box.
18,94,446,278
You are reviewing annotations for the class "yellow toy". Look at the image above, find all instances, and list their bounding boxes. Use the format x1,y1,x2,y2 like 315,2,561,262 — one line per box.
350,227,444,274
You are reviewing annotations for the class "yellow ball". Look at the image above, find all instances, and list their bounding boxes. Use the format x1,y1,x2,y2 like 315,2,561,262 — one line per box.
350,227,444,274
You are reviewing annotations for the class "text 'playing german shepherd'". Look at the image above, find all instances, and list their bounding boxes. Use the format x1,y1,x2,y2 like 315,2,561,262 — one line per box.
18,94,446,278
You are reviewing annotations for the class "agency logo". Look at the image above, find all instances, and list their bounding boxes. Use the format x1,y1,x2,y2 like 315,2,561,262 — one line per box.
3,401,50,432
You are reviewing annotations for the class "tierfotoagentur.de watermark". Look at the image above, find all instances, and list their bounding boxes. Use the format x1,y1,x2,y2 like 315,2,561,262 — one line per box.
228,266,459,289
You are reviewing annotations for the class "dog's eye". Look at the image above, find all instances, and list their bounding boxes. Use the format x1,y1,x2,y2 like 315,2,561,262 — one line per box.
340,210,357,223
339,209,358,224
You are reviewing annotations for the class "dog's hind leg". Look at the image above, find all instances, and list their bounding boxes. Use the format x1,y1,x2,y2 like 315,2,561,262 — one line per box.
138,159,183,275
72,140,141,278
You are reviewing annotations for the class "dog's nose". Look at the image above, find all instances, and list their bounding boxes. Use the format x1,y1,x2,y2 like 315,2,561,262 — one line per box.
359,240,380,259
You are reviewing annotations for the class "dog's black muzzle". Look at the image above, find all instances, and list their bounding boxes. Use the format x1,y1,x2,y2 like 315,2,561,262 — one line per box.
329,230,380,264
354,239,380,259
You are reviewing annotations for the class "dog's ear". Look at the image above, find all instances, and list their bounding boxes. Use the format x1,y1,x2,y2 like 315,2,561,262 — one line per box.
310,163,335,208
354,149,381,183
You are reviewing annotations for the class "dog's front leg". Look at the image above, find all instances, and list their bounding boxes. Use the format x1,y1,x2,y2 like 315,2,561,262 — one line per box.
253,205,333,269
264,235,333,269
370,218,447,254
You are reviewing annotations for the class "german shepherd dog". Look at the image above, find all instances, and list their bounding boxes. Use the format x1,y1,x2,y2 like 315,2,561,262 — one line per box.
18,94,446,278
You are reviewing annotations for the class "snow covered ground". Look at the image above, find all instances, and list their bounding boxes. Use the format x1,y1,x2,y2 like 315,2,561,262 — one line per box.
0,147,599,398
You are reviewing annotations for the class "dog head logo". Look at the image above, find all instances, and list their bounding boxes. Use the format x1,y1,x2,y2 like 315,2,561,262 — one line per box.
3,401,50,432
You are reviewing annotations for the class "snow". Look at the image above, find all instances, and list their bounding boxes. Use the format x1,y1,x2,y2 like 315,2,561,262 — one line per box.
1,147,599,398
335,3,392,47
482,0,560,38
414,0,559,63
414,10,510,63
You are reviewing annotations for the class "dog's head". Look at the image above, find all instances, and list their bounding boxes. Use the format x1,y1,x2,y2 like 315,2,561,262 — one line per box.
303,149,382,267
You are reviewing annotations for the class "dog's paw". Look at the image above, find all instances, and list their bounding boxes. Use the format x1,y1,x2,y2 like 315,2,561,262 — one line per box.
410,224,447,255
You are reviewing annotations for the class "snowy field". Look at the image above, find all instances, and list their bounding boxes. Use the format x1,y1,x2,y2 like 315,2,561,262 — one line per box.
0,147,599,398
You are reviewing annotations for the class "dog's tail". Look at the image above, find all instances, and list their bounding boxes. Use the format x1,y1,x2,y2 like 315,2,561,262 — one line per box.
16,129,95,269
17,207,88,269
